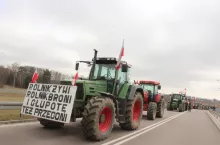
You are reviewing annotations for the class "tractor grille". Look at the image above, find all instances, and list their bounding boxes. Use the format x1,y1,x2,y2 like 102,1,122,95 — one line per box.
75,83,84,100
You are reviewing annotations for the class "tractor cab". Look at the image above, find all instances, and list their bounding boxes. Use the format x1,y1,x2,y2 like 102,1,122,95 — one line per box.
72,49,131,101
171,94,182,101
138,80,161,102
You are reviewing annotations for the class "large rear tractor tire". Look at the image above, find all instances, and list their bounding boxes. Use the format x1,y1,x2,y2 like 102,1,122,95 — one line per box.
38,118,64,128
156,99,165,118
81,96,115,141
147,102,157,120
119,92,143,130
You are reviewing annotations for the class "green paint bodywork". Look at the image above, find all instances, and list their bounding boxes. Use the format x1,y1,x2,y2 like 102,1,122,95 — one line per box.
118,83,130,99
61,79,131,105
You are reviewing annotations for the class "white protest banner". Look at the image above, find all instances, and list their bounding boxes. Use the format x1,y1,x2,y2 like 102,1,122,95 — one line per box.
20,83,77,123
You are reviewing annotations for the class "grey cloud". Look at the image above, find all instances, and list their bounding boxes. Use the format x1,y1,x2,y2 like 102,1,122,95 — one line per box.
1,0,220,98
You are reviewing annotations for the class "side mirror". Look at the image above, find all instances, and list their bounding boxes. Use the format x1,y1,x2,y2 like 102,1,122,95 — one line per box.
75,62,79,71
121,64,128,72
158,85,161,90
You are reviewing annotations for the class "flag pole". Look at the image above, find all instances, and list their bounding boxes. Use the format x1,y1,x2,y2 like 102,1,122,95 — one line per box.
112,39,124,94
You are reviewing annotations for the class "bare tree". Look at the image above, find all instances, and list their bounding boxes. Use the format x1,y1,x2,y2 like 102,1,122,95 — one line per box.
10,62,19,87
0,65,10,87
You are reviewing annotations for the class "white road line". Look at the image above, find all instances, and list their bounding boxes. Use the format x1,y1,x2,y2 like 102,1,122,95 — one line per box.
113,112,186,145
102,112,185,145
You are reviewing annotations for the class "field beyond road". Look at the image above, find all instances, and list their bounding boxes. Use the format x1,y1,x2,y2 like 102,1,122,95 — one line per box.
0,92,24,102
0,85,26,102
0,86,34,121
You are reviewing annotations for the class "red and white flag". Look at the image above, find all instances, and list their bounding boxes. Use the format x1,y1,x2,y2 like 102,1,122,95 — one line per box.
72,71,78,86
31,68,39,83
115,40,124,70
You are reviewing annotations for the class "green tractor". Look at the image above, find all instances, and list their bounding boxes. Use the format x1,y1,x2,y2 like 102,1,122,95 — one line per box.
167,93,187,112
38,49,144,141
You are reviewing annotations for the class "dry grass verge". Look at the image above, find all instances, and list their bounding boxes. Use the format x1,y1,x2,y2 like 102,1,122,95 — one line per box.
0,90,31,121
0,92,25,102
0,110,34,121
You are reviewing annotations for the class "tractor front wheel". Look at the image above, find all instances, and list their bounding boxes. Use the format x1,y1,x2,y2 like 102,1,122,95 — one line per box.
119,92,143,130
156,98,165,118
147,102,157,120
38,118,64,128
81,96,115,141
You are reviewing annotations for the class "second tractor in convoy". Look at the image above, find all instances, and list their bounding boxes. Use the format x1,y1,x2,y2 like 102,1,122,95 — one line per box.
136,80,165,120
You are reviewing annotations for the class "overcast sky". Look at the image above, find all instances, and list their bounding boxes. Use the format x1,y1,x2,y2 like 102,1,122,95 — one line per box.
0,0,220,99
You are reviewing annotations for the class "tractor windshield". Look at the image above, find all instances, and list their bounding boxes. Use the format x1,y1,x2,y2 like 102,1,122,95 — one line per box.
91,64,115,80
172,94,181,100
141,84,154,94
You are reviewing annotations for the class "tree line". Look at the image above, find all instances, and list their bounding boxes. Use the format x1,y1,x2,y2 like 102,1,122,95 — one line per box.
0,62,69,88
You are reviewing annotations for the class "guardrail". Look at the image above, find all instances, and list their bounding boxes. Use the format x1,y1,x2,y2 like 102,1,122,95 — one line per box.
209,109,220,118
208,109,220,130
0,102,22,110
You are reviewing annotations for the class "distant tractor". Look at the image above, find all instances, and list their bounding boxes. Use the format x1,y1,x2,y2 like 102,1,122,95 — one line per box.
38,49,144,141
137,80,165,120
193,102,201,109
167,93,187,112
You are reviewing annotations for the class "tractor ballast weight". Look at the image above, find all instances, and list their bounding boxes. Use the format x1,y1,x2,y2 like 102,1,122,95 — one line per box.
137,80,165,120
38,49,144,141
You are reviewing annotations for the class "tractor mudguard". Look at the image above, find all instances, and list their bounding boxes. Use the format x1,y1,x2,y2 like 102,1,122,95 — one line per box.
155,94,161,103
99,92,117,105
127,85,144,100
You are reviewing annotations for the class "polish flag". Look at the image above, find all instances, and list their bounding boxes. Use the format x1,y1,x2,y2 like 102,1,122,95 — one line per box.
115,40,124,70
72,71,78,86
134,80,138,84
31,69,39,83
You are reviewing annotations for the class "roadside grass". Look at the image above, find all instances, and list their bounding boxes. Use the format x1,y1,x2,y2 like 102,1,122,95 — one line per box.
0,110,34,121
0,88,33,121
0,92,25,102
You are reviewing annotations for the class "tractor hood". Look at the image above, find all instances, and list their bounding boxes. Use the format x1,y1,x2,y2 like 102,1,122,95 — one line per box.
172,99,178,102
75,79,108,97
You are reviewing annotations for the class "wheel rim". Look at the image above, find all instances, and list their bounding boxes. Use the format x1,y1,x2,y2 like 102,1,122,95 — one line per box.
99,107,112,133
133,100,141,122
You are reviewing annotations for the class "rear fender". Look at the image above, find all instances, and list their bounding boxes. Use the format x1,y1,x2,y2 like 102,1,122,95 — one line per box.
127,85,144,100
99,92,117,104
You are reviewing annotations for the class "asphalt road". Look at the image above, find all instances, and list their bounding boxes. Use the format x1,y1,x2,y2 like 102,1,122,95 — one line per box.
0,110,219,145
